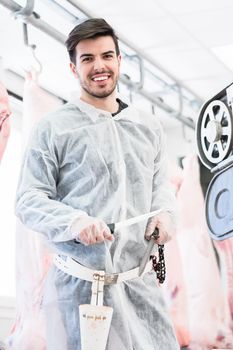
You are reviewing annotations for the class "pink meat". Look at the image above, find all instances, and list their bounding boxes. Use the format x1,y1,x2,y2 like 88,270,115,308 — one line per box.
0,81,11,161
214,238,233,322
7,72,62,349
163,237,190,346
161,162,191,346
176,154,233,349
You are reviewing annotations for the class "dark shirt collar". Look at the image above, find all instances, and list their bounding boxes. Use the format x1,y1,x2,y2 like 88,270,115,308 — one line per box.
112,98,128,117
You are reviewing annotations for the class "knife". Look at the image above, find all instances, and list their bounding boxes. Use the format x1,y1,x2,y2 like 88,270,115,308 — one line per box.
138,228,159,276
107,208,163,234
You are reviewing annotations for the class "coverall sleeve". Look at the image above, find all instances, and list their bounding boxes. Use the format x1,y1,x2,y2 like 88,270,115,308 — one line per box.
151,123,177,225
15,119,87,243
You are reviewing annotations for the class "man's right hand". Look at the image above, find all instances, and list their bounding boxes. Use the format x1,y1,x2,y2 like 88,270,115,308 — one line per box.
70,215,113,246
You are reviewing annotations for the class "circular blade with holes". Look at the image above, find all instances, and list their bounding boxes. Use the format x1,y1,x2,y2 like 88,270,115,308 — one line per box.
196,100,233,169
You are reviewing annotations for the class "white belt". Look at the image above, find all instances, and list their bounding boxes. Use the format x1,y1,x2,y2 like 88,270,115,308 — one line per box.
53,254,152,285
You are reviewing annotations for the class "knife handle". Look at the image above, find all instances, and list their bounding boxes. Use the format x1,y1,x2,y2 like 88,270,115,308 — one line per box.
107,223,115,234
151,227,159,240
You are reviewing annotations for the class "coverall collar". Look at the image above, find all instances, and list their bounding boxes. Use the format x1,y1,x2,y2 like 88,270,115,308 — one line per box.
70,92,129,121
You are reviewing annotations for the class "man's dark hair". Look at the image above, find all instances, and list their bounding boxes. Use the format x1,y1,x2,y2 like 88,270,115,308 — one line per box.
65,18,120,64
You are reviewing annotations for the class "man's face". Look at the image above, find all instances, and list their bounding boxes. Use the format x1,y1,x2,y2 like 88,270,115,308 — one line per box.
70,35,121,100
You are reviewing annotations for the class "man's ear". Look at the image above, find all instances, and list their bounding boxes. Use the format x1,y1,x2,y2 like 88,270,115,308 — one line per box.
70,62,79,79
117,54,122,67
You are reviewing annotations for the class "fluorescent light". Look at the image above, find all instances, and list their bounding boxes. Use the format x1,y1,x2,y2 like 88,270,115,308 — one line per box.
212,44,233,72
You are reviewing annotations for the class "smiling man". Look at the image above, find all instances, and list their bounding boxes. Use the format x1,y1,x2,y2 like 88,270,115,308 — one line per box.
15,18,179,350
70,36,120,106
68,22,123,118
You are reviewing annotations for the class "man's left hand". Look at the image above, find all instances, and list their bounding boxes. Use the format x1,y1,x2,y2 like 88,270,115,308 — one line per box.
145,211,176,245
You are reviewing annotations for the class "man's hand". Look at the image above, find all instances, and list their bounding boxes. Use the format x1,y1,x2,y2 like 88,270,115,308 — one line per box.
71,215,113,246
145,211,175,245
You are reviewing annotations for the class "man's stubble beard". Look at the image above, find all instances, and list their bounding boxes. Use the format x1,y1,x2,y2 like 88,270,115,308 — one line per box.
80,74,119,99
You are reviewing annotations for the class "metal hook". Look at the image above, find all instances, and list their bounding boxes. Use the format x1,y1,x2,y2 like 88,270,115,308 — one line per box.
182,120,193,143
22,22,42,74
29,44,42,74
14,0,37,21
151,104,155,115
171,83,183,119
124,54,145,90
13,1,42,74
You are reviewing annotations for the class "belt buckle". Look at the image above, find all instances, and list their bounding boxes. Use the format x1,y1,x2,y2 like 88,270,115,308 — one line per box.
93,272,105,281
104,273,118,285
91,272,105,306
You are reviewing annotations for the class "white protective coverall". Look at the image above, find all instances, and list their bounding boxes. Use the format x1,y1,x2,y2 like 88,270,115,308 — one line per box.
15,96,179,350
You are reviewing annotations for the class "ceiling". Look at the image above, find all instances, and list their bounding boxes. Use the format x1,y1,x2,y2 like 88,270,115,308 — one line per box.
88,0,233,95
0,0,233,129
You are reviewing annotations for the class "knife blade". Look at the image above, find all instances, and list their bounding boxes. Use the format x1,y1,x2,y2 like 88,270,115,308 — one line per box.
138,228,159,276
107,208,163,234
